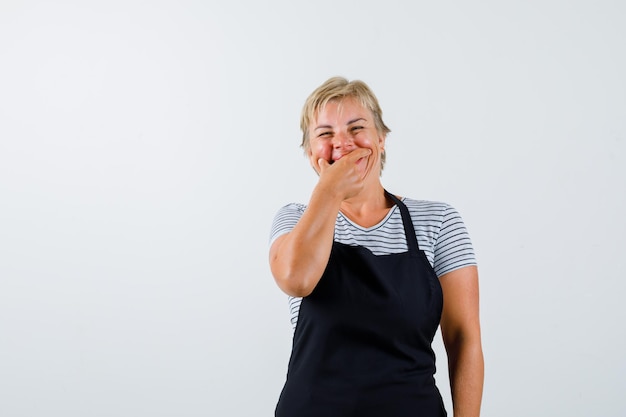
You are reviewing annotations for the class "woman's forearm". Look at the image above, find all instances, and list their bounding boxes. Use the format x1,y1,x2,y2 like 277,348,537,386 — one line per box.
448,337,484,417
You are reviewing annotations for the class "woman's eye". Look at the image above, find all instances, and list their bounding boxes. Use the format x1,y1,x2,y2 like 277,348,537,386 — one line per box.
318,132,331,137
351,126,363,132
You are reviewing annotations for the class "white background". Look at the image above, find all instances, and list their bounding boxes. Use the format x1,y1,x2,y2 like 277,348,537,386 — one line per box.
1,1,624,416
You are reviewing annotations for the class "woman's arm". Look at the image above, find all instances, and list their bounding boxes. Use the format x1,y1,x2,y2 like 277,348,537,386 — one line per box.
269,184,341,297
439,265,484,417
269,148,372,297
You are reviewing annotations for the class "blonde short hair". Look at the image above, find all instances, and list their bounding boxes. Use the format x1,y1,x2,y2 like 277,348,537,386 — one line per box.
300,77,391,170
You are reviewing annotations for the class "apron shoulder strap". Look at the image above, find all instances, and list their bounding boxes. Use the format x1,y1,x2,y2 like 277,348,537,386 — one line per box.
384,190,421,254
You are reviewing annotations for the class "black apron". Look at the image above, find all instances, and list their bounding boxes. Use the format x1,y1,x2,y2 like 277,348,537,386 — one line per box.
275,191,446,417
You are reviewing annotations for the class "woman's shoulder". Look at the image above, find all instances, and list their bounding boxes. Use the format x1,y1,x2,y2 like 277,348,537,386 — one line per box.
279,202,307,213
400,196,476,273
273,202,307,220
269,203,307,245
399,197,468,231
400,197,454,216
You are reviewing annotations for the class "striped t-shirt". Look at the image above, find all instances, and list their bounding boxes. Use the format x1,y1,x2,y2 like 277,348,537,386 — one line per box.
269,197,477,329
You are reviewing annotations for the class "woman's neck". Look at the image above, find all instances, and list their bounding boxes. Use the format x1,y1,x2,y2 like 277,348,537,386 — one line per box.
339,184,395,228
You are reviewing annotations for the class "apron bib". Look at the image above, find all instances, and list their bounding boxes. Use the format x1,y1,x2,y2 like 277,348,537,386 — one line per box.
276,191,446,417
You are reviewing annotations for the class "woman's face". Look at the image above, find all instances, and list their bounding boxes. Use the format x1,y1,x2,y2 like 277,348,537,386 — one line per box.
307,97,385,178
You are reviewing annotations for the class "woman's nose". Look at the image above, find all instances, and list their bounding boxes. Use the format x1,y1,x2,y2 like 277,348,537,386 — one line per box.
332,132,353,149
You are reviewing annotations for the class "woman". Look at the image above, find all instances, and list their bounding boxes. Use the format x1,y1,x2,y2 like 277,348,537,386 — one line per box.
269,77,484,417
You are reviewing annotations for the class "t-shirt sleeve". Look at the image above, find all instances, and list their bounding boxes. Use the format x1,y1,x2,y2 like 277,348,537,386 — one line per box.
432,204,477,277
269,203,306,246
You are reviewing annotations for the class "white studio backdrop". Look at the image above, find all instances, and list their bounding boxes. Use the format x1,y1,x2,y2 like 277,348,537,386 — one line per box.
1,1,624,416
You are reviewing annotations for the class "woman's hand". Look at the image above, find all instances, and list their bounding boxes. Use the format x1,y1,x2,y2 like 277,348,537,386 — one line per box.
315,148,372,201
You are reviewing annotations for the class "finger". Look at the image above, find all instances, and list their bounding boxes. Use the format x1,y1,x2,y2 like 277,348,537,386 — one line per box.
345,147,372,162
318,158,330,172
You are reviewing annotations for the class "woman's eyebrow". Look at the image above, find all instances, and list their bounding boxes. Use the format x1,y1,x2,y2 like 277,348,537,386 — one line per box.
314,118,366,130
346,118,366,125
